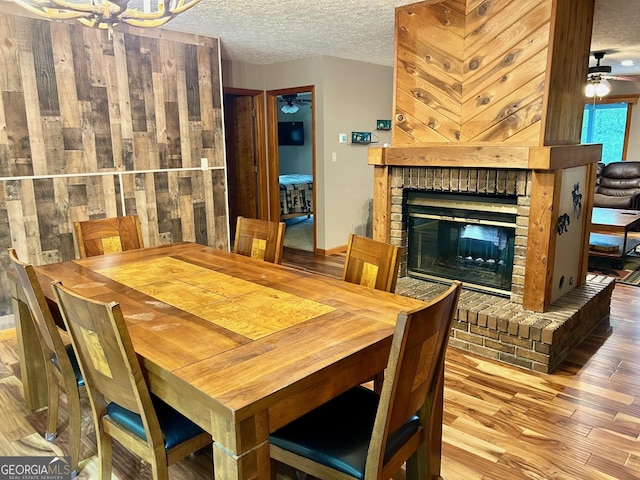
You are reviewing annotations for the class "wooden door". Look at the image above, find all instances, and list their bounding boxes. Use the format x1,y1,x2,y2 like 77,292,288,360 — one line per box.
224,89,269,245
225,93,259,226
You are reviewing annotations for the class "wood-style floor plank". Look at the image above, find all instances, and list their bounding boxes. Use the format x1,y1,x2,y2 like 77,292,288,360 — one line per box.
0,248,637,479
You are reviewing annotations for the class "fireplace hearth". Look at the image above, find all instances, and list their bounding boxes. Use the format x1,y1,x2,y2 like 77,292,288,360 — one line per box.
407,191,517,295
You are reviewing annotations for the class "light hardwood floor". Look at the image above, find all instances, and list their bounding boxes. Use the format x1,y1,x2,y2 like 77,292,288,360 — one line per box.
1,249,638,479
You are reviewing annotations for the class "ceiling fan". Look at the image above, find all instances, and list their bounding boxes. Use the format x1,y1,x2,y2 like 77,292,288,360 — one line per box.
586,51,640,97
279,94,311,114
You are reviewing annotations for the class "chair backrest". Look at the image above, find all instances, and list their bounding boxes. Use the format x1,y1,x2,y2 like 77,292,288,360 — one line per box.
342,234,400,292
233,216,286,264
51,280,165,450
8,248,68,365
367,281,461,479
74,215,144,258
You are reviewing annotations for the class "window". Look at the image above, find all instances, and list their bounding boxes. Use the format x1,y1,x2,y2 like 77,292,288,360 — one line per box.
581,95,638,165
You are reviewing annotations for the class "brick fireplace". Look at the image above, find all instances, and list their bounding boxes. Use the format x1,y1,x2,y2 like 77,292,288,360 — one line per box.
391,167,530,303
383,164,614,373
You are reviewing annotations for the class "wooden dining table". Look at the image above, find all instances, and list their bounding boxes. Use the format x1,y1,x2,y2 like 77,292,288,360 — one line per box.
9,242,440,479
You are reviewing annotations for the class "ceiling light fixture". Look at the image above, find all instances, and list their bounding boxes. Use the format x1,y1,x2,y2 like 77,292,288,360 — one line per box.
281,103,299,114
585,76,611,98
13,0,201,36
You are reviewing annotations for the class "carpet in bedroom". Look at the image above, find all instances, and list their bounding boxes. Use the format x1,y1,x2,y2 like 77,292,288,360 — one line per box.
284,216,313,252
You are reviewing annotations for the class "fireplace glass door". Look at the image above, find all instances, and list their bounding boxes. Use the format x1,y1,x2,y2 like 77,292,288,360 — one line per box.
407,193,516,294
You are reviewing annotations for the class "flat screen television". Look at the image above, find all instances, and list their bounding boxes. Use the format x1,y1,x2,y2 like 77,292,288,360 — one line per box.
278,121,304,146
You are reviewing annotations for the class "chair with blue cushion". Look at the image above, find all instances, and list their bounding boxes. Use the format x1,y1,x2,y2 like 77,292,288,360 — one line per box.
269,281,462,480
51,280,213,480
8,248,85,477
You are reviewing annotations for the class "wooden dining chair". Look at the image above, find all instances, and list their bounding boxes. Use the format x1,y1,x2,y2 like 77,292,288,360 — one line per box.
269,281,462,480
233,216,286,264
74,214,144,258
342,234,401,392
342,233,401,293
8,248,85,477
51,280,213,480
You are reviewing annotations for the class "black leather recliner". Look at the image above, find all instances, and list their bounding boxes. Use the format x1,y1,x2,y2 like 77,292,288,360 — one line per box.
594,161,640,210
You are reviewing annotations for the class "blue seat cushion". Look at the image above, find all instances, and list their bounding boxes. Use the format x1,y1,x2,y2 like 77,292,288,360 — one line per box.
269,386,420,479
106,397,206,451
51,345,85,387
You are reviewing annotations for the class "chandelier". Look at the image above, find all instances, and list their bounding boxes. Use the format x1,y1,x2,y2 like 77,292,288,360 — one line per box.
13,0,201,33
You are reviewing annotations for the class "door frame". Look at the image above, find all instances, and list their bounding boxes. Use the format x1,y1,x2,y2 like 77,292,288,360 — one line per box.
223,87,269,220
266,85,316,251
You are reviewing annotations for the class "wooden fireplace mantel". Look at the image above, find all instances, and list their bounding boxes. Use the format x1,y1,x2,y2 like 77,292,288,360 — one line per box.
368,143,602,171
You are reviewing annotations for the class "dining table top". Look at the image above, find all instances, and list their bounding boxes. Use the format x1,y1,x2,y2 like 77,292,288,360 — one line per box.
25,241,428,477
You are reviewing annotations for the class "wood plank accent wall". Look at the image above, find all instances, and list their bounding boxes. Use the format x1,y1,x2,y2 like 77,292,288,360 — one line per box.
0,12,228,316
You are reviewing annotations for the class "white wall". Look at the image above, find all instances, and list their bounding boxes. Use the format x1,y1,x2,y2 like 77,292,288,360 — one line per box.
321,57,393,247
221,60,265,90
224,56,394,251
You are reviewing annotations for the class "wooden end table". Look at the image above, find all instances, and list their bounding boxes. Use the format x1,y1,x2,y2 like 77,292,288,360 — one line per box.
589,207,640,268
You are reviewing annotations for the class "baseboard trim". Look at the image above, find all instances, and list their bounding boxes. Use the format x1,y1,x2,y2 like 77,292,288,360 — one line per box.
318,244,347,256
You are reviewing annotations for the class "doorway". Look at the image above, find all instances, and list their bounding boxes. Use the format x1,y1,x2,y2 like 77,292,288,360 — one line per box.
223,88,268,241
267,86,316,252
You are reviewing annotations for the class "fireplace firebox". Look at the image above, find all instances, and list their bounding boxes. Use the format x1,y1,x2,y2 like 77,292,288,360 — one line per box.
407,191,517,295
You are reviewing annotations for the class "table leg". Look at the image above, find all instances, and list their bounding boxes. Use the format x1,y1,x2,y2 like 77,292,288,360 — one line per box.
145,367,272,479
10,281,47,410
621,230,630,269
213,442,270,480
211,411,271,480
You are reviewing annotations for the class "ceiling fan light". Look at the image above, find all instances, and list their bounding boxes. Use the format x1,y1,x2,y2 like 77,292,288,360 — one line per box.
281,104,299,114
595,78,611,97
585,82,597,97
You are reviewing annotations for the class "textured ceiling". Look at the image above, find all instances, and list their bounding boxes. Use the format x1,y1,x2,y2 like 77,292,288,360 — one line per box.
590,0,640,75
167,0,410,67
166,0,640,74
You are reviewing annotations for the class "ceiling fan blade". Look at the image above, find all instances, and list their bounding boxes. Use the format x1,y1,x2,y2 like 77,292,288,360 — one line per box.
607,75,640,82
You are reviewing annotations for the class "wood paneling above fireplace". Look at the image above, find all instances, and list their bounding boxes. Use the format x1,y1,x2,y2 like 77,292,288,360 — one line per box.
393,0,594,146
